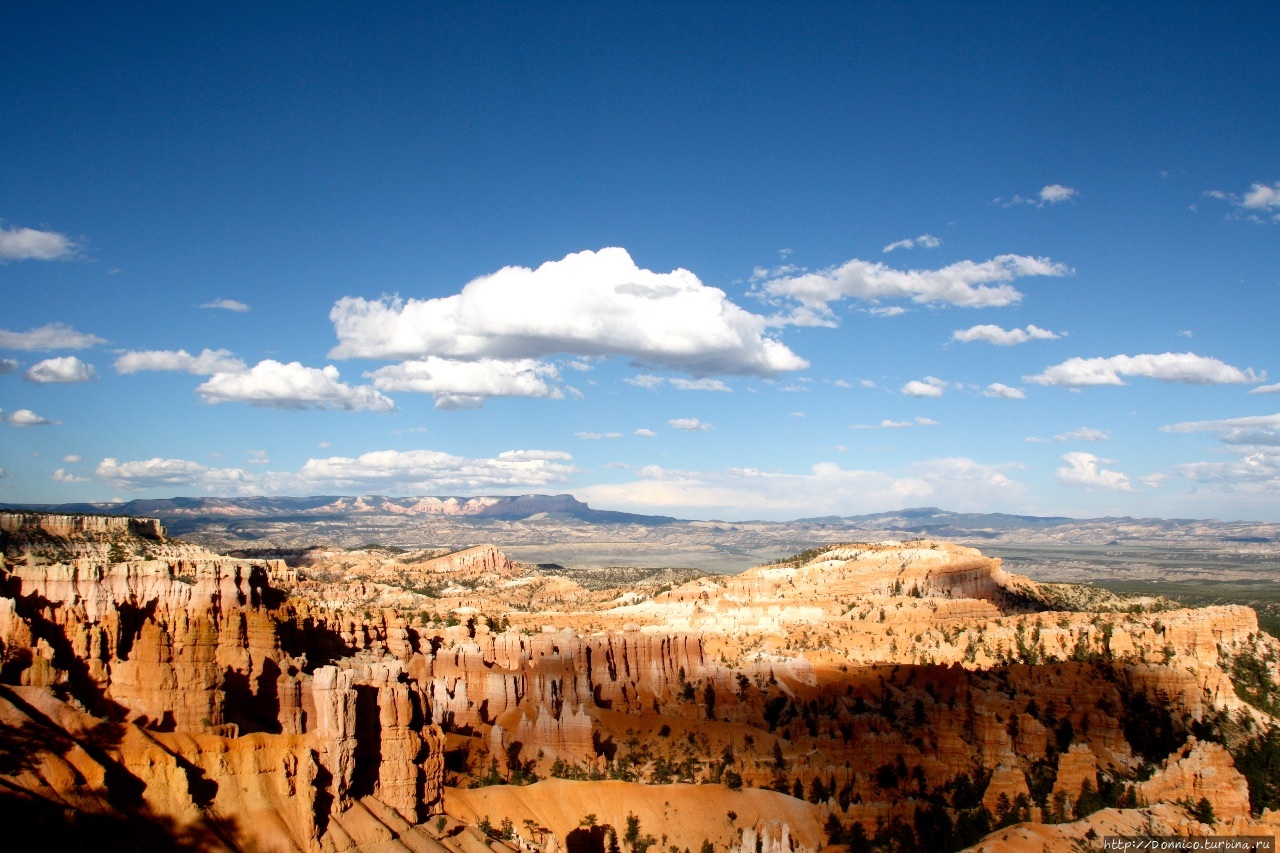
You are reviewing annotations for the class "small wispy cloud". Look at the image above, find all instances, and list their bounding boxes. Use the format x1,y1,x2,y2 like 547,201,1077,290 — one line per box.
115,348,247,375
670,378,732,392
1054,427,1110,442
200,298,251,312
1204,180,1280,223
1026,352,1261,387
883,234,941,253
0,323,106,351
851,417,938,430
901,376,949,397
953,324,1062,346
983,383,1025,399
625,374,665,390
668,418,713,432
998,184,1079,208
7,408,58,427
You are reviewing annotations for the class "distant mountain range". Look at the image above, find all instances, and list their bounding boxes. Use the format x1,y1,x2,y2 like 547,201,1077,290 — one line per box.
0,493,679,527
5,495,1278,578
4,495,1276,543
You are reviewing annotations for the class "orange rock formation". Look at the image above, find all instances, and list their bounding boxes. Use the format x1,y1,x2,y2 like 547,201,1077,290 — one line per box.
4,514,1280,853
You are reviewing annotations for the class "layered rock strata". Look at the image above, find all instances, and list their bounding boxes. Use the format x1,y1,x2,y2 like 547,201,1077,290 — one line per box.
5,517,1280,853
0,513,446,851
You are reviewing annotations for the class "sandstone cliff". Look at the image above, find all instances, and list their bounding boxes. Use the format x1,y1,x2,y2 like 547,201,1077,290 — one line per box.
5,515,1280,853
0,512,446,851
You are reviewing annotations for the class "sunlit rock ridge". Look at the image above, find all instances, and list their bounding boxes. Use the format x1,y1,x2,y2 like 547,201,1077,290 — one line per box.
3,511,1280,851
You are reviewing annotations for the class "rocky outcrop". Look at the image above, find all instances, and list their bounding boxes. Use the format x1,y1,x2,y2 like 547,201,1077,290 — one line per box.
6,516,1280,852
1138,739,1252,823
0,520,448,851
0,511,165,540
417,545,520,579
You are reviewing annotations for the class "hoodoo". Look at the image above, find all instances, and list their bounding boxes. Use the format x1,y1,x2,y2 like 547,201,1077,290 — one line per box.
3,515,1280,851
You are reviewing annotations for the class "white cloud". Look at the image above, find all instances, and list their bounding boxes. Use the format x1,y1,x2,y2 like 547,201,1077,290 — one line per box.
1242,182,1280,210
577,457,1024,518
669,378,731,392
1162,412,1280,446
1026,352,1261,387
901,376,948,397
1024,436,1047,443
952,324,1062,346
0,359,17,374
0,323,106,351
1054,427,1109,442
94,448,577,495
197,360,395,411
999,185,1079,208
1250,383,1280,395
7,408,57,427
62,454,82,463
883,234,941,253
366,357,561,408
1161,413,1280,493
200,299,251,312
575,431,623,440
329,247,806,376
668,418,713,431
1176,330,1194,338
983,383,1025,399
296,448,575,491
1056,452,1133,491
625,374,736,392
872,417,940,429
0,224,77,261
248,450,271,465
756,254,1068,325
1205,180,1280,222
1038,184,1078,204
96,457,253,491
1174,451,1280,492
52,468,89,483
114,348,247,375
634,428,657,437
868,306,908,318
25,356,97,383
790,412,805,419
625,374,666,390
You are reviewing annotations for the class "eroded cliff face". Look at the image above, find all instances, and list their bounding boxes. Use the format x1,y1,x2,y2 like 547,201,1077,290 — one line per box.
0,512,446,852
4,518,1280,853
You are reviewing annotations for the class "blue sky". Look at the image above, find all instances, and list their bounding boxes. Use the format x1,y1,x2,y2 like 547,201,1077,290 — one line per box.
2,2,1278,521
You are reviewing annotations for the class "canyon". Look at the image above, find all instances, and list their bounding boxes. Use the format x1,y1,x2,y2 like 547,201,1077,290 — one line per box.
3,509,1280,852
